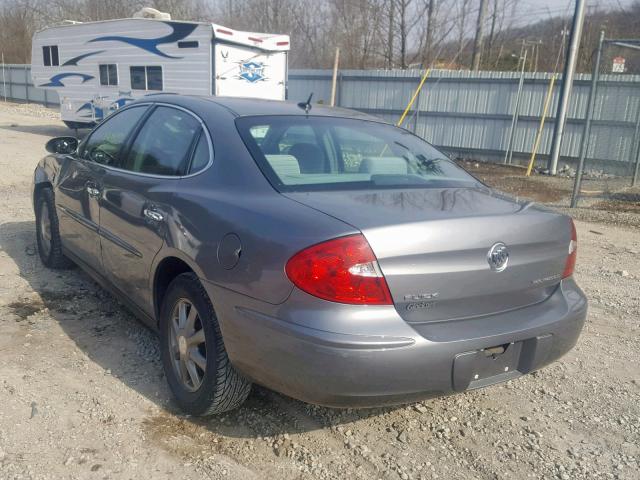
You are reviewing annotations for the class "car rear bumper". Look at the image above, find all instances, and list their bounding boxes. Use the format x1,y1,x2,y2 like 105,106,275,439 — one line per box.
203,278,587,408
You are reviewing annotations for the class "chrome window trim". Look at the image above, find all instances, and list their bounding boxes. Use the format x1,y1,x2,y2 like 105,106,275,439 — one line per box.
82,102,215,180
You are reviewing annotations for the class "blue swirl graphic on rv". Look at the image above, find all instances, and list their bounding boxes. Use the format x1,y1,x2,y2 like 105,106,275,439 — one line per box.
87,22,198,59
62,50,106,66
39,73,94,87
76,102,103,119
76,95,135,120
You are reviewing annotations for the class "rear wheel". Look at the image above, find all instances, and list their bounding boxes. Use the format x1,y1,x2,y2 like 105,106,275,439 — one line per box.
35,188,74,269
159,273,251,415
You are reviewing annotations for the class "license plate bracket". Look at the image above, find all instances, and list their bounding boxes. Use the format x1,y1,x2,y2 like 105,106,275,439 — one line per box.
453,341,523,391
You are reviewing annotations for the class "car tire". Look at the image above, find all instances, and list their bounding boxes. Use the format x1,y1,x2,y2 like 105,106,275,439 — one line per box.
35,188,74,269
159,272,251,416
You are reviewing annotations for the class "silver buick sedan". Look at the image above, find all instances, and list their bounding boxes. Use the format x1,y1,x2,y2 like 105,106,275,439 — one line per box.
33,94,587,415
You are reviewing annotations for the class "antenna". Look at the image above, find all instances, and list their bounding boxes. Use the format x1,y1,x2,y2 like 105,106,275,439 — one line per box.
297,93,313,114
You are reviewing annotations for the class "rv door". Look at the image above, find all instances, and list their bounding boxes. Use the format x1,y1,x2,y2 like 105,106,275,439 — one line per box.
214,43,286,100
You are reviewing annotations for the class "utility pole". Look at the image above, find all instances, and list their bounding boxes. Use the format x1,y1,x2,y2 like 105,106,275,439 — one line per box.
471,0,488,71
548,0,586,175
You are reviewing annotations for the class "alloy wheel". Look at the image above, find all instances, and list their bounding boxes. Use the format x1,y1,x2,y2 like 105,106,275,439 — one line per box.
168,299,207,392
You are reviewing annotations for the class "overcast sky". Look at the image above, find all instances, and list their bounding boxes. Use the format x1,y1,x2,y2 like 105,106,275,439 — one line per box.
505,0,635,27
518,0,633,16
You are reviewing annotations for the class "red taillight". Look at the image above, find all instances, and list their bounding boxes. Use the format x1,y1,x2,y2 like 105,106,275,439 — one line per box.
285,234,393,305
562,219,578,278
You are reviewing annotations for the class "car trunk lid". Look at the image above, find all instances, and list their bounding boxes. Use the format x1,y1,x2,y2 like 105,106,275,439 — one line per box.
284,187,571,323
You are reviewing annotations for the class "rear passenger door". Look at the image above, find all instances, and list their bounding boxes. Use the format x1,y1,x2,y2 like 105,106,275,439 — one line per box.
98,105,207,314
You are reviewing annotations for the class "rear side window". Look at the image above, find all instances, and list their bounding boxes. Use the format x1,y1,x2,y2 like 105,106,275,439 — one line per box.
123,106,200,176
130,66,163,91
99,64,118,86
42,46,59,66
189,132,211,173
81,106,147,166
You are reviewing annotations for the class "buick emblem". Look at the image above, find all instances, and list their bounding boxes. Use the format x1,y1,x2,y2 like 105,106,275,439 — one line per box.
487,242,509,272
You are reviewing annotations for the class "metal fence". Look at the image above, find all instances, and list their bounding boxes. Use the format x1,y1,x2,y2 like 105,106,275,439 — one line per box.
1,64,56,107
2,64,640,176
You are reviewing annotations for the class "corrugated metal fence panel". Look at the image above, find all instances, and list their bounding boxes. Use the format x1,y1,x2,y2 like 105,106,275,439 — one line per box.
0,64,60,106
289,68,640,169
2,65,639,170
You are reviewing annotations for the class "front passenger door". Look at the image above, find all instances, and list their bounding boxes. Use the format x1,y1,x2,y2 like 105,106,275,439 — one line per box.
55,105,147,271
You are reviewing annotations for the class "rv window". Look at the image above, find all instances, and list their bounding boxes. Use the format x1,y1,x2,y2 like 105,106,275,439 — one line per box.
147,66,163,90
99,64,118,86
178,41,199,48
123,106,200,175
51,46,59,66
42,46,59,67
130,67,146,90
42,47,50,67
130,66,163,91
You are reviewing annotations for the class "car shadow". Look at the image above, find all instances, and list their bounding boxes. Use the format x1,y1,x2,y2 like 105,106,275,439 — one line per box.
0,220,401,439
0,123,81,138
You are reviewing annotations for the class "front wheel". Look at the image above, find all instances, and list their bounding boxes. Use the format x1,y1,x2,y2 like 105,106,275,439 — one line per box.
159,273,251,415
35,188,74,269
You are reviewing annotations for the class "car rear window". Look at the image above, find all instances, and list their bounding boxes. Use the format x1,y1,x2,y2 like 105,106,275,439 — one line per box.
236,116,479,192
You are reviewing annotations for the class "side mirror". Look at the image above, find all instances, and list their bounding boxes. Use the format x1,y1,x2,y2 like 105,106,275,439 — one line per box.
45,137,79,155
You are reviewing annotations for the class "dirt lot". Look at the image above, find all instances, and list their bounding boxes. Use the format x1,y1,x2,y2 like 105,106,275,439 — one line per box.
0,102,638,480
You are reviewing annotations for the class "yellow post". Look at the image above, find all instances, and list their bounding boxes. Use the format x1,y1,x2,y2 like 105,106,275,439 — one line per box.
397,69,431,127
526,74,557,176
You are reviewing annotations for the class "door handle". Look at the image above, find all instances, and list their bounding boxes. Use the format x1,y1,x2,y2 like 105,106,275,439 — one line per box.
143,208,164,222
86,185,101,198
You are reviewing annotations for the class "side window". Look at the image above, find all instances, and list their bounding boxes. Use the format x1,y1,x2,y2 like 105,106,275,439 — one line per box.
124,106,200,176
81,106,147,166
130,66,163,91
188,131,211,173
99,64,118,86
42,46,59,67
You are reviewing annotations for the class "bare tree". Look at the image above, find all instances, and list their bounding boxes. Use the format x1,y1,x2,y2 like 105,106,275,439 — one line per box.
2,0,636,72
471,0,488,70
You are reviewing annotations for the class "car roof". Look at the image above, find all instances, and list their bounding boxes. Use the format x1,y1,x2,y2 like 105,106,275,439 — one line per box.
131,93,383,122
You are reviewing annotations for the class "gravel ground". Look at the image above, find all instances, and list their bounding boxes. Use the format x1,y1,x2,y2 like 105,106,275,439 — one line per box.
0,102,638,480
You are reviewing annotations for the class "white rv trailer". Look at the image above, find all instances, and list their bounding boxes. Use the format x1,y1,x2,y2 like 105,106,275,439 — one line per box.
31,18,290,127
